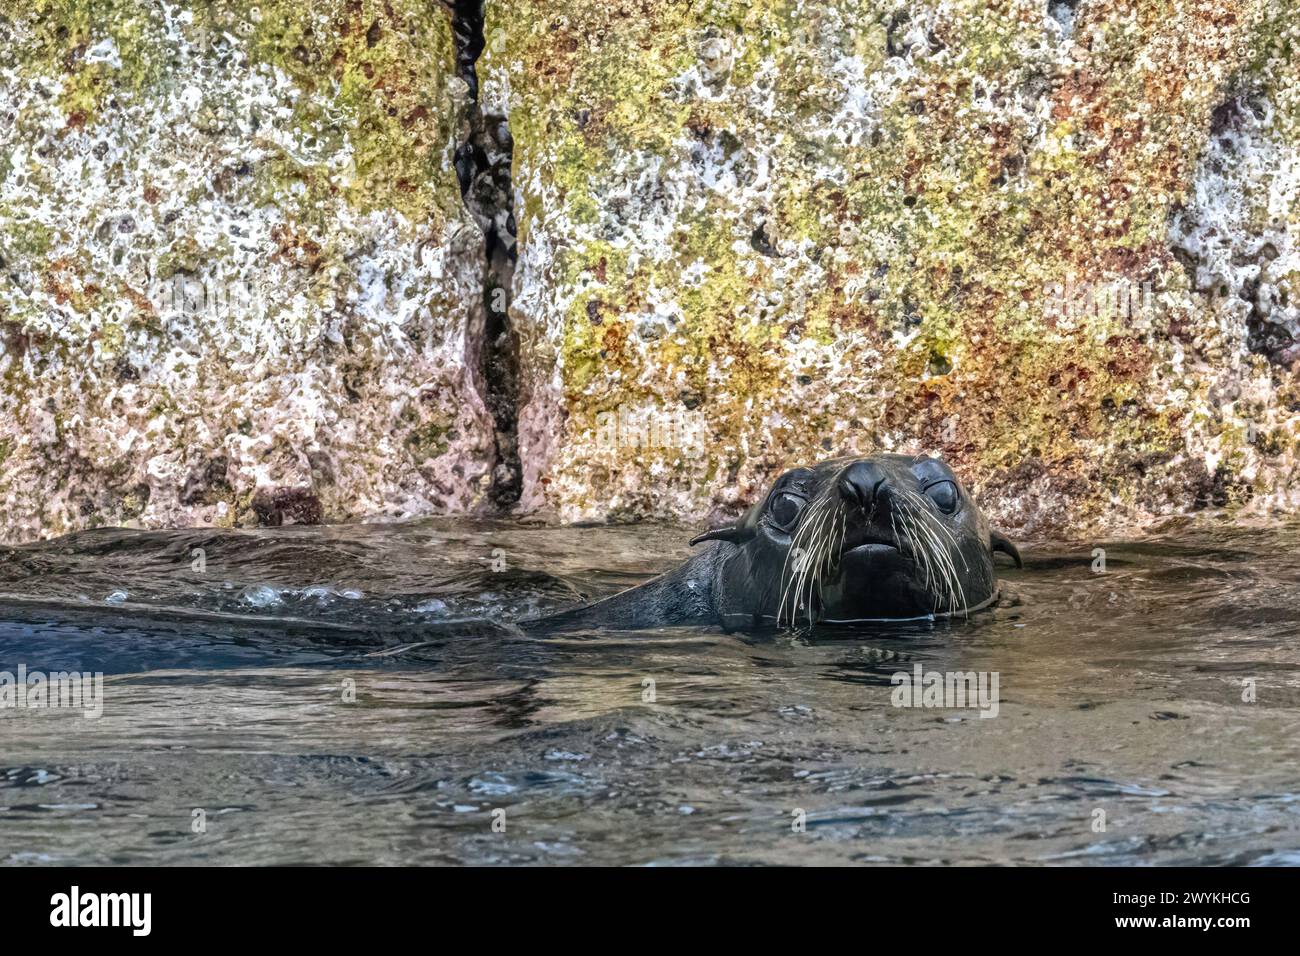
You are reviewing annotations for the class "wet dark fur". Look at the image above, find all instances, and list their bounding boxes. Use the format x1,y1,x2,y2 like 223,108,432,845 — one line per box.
528,454,1021,632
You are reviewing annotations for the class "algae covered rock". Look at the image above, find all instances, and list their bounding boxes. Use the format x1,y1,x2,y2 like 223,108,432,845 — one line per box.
485,0,1299,534
0,0,493,540
2,0,1299,542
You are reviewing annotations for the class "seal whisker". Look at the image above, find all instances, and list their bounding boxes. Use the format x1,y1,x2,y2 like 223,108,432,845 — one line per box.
895,490,955,613
895,502,939,606
800,498,837,626
903,488,970,576
902,489,969,614
776,498,820,623
778,496,830,627
776,519,806,627
917,511,957,613
898,502,933,596
904,501,949,613
774,522,806,629
911,511,950,609
818,502,842,600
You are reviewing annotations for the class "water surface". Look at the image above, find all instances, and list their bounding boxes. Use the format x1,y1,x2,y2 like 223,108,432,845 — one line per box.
1,518,1298,865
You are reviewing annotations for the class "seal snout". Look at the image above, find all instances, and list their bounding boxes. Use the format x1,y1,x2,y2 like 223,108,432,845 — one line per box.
837,460,886,510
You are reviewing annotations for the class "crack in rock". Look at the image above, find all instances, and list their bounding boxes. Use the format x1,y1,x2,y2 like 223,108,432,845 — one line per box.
447,0,521,509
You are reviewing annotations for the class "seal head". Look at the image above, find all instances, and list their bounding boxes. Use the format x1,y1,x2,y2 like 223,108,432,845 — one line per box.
528,453,1020,632
694,454,1020,628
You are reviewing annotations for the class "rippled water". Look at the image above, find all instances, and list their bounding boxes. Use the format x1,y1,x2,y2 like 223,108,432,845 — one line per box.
1,517,1298,865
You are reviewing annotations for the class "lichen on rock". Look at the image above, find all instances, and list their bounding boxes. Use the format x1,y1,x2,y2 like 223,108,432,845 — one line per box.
484,0,1300,535
0,0,495,540
2,0,1299,543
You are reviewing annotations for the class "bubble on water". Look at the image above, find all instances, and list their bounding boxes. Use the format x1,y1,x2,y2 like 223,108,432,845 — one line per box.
104,590,128,604
415,598,449,615
468,774,517,796
301,585,365,603
238,584,283,608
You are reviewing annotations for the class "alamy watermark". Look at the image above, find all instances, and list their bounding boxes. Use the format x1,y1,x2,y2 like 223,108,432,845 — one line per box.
147,274,267,321
0,665,104,718
891,664,999,718
49,886,150,936
1043,277,1158,329
589,403,707,458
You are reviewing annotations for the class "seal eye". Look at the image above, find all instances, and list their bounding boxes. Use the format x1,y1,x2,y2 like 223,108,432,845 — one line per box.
768,492,806,532
924,480,959,514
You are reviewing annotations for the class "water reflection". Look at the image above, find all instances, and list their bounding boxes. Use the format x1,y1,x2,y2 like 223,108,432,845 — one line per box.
0,518,1298,864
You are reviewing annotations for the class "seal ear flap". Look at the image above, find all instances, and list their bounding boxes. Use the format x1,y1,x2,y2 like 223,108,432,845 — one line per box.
989,530,1023,569
690,526,749,547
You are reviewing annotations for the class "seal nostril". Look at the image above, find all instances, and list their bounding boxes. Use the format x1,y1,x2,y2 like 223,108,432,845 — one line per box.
838,462,885,509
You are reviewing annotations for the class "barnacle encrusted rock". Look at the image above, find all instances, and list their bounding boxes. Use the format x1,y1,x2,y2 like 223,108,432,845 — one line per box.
485,0,1299,535
0,0,493,541
2,0,1299,543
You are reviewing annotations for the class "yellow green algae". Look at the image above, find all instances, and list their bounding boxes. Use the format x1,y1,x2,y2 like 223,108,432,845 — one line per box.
0,0,490,542
2,0,1299,542
486,0,1300,534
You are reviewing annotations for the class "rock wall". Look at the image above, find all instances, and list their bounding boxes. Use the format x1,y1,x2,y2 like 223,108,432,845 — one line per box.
0,1,495,541
488,0,1299,535
1,0,1298,542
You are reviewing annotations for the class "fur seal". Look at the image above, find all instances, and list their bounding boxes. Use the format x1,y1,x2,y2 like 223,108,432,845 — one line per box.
529,453,1021,632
